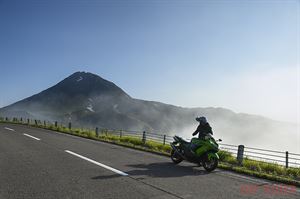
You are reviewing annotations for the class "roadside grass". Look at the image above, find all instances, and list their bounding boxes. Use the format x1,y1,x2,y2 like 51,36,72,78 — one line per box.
1,119,299,186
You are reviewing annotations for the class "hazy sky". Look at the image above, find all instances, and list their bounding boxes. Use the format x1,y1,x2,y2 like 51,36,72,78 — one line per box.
0,0,299,123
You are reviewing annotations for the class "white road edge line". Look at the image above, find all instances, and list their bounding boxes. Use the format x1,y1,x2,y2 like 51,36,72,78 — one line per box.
65,150,128,176
23,133,41,141
4,127,15,131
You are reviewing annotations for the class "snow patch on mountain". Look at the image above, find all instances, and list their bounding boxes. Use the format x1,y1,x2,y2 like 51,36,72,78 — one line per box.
77,76,83,82
113,104,121,113
86,104,95,112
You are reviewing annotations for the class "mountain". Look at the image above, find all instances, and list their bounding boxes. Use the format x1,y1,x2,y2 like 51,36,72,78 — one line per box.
0,71,298,152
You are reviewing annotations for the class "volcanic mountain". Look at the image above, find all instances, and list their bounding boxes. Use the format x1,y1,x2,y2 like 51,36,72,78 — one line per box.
0,72,298,152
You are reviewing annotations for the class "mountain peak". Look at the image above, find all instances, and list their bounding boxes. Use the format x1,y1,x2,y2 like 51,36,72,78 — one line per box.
53,71,130,98
69,71,105,82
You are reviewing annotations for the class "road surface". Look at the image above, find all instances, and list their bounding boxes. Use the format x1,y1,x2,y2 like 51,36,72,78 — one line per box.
0,123,299,199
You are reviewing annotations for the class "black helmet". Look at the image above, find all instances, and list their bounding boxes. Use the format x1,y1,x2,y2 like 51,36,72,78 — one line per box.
196,116,207,124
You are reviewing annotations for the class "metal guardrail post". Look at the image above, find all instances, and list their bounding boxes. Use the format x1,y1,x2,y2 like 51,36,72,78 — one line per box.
95,127,99,137
142,131,146,144
237,145,245,165
163,135,166,145
286,151,289,168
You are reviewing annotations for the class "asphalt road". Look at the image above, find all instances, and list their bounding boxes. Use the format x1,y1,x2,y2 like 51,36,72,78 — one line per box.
0,123,299,199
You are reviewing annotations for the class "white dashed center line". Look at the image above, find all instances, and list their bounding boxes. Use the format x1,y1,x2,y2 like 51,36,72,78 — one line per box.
23,133,41,141
65,150,128,176
4,127,15,131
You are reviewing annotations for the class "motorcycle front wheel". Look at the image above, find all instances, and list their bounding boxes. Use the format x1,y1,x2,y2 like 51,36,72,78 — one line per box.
202,156,218,172
171,149,183,164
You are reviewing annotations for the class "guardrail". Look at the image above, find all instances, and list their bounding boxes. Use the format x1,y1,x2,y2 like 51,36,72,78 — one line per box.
218,143,300,168
1,116,300,168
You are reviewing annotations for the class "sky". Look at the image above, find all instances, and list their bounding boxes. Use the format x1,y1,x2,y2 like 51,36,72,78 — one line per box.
0,0,299,124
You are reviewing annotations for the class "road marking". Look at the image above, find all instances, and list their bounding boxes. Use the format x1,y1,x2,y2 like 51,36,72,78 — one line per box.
65,150,128,176
4,127,15,131
23,133,41,141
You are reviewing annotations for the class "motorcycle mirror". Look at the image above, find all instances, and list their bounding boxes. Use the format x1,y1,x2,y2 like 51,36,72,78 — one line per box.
218,139,222,142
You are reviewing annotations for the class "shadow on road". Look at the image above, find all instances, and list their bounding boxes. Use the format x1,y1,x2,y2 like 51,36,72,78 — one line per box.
92,162,220,180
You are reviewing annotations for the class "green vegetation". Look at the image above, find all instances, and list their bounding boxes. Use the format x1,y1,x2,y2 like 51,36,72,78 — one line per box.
218,163,300,186
1,118,299,186
218,150,238,165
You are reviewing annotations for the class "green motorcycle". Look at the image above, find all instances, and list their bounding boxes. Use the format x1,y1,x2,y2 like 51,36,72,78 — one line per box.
170,134,222,172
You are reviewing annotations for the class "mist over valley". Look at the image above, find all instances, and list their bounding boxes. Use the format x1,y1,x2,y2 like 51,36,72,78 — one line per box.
0,71,298,153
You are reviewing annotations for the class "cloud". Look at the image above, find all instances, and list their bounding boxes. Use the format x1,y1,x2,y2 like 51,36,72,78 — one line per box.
230,66,299,123
182,66,299,124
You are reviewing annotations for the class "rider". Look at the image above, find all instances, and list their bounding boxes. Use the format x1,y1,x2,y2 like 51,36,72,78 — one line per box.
191,116,213,153
193,116,213,138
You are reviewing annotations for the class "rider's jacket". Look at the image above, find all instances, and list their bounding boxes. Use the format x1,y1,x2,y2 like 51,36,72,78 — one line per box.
192,123,213,139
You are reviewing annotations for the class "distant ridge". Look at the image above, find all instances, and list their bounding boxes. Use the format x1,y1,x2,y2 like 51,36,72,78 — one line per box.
0,71,298,152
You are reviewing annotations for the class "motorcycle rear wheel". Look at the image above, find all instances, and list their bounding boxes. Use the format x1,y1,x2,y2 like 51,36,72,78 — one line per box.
171,149,183,164
202,156,218,172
